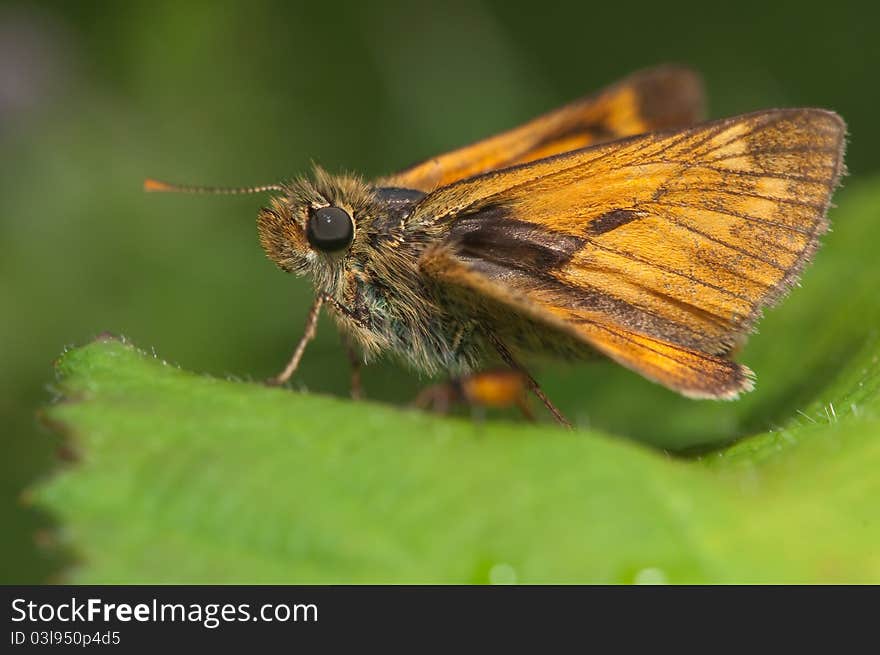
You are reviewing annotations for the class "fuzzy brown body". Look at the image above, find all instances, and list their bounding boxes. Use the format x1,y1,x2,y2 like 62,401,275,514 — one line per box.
251,66,845,401
258,172,576,377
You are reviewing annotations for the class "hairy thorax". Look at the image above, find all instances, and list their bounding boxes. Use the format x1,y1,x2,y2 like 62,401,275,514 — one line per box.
330,199,484,376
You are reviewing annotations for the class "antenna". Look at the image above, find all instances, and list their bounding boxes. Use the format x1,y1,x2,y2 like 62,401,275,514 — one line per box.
143,178,284,194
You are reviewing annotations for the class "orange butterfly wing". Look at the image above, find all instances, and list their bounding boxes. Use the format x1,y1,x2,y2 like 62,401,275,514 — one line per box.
383,65,705,192
417,109,846,398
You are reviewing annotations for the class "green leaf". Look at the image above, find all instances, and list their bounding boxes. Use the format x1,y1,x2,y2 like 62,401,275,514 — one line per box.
34,178,880,583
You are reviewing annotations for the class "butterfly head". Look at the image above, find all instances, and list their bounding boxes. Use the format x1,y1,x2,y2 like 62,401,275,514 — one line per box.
256,167,375,282
144,167,376,290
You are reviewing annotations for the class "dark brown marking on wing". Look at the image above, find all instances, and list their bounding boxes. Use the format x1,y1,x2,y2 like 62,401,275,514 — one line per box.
587,209,643,236
447,205,585,274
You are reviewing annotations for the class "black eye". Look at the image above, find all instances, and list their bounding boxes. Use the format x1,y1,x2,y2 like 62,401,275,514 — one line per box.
306,206,354,252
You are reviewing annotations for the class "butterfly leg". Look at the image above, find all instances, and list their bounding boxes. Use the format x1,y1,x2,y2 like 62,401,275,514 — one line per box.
486,332,572,428
412,381,455,414
413,369,536,421
345,340,363,400
266,294,324,386
513,393,536,422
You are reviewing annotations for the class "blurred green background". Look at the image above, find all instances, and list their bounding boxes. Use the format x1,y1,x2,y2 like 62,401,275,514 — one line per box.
1,0,877,583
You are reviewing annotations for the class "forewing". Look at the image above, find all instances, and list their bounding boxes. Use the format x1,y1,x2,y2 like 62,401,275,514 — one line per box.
417,109,846,398
421,246,754,399
383,65,704,192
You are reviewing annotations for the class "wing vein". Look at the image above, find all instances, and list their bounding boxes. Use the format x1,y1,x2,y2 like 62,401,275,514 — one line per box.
653,200,815,235
668,186,827,211
576,319,723,376
583,238,755,303
702,145,839,164
644,204,789,272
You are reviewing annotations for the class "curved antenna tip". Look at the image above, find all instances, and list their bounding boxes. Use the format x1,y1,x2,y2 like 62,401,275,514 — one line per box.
144,178,174,192
142,177,284,195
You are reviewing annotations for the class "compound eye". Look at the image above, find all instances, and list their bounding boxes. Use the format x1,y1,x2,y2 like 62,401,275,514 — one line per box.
306,206,354,252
